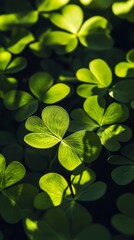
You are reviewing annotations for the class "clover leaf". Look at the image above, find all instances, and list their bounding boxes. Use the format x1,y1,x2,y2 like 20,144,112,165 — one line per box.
111,193,134,235
0,154,26,191
29,72,70,104
3,90,38,121
70,96,131,151
0,183,38,223
43,4,113,54
0,11,38,31
76,59,112,98
80,0,113,9
34,166,106,209
112,0,134,22
24,105,101,170
36,0,70,12
108,143,134,185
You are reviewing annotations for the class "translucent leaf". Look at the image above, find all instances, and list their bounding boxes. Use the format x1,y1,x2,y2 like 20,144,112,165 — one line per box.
112,0,134,22
41,106,69,139
111,165,134,185
39,173,72,206
36,0,70,11
0,51,11,71
5,57,27,73
3,161,26,189
111,214,134,235
42,83,70,103
78,16,113,50
50,4,83,33
0,11,38,31
101,103,129,125
29,72,54,99
84,96,106,126
76,84,107,98
114,62,134,78
59,131,101,170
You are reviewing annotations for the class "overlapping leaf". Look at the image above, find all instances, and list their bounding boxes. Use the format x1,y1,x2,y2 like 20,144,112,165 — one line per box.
70,96,131,151
108,143,134,185
76,59,112,98
25,105,101,170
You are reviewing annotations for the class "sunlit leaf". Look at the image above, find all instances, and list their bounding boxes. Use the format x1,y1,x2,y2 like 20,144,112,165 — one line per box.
50,4,83,33
36,0,70,11
59,131,101,170
39,173,72,206
112,0,134,22
5,57,27,73
0,51,11,72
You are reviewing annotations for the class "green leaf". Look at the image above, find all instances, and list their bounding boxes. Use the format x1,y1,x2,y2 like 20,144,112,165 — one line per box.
38,208,70,240
34,192,54,210
76,59,112,87
29,72,53,99
84,96,106,126
59,131,101,170
14,99,38,121
5,57,27,74
127,49,134,63
109,80,134,103
50,5,83,33
112,0,134,22
117,193,134,219
0,11,38,31
69,108,99,132
111,214,134,235
98,124,132,151
42,83,70,104
114,62,134,78
3,161,26,189
0,76,18,99
121,142,134,161
7,28,34,54
0,154,6,191
0,51,12,72
74,224,111,240
36,0,70,11
101,102,129,125
39,173,72,206
111,165,134,185
41,105,69,139
78,16,113,50
108,155,133,165
44,31,78,54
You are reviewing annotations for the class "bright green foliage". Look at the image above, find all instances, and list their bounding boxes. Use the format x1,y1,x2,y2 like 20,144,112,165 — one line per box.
0,154,26,191
36,0,70,11
70,96,131,151
111,193,134,235
43,4,113,54
80,0,113,9
76,59,112,98
108,143,134,185
34,165,106,209
112,0,134,22
25,105,101,170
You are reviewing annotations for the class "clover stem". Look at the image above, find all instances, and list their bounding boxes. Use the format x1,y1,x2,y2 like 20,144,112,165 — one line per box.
48,152,58,171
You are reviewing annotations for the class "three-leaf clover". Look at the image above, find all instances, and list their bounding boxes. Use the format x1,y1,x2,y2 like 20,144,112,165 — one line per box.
76,58,112,98
43,4,113,54
34,165,106,209
24,105,101,170
108,143,134,185
3,72,70,121
69,95,131,151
